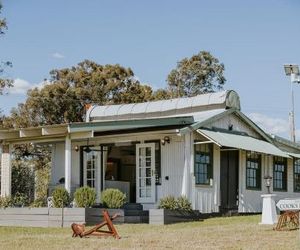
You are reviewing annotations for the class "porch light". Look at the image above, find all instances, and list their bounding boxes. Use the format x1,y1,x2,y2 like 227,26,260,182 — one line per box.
264,175,272,194
74,145,79,152
161,136,170,145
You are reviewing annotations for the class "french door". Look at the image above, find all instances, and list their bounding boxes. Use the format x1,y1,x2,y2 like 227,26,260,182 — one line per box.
136,143,156,203
83,147,101,192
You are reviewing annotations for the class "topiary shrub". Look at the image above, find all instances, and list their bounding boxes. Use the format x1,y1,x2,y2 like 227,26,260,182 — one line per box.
74,186,96,208
175,196,192,211
101,188,126,209
158,196,177,210
52,187,70,208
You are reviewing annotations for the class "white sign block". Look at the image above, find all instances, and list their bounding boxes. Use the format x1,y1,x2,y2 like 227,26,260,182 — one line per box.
276,199,300,211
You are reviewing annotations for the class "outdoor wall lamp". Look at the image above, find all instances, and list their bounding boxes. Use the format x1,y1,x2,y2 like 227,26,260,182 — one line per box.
74,145,79,152
161,136,170,145
264,175,272,194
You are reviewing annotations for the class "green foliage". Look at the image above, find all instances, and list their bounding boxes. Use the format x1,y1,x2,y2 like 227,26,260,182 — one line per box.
167,51,226,97
74,186,96,208
52,187,70,208
101,188,126,209
34,162,51,202
30,198,47,208
0,196,12,208
2,60,154,128
158,196,177,210
12,192,29,207
175,196,192,211
11,162,35,204
0,3,13,96
158,196,192,211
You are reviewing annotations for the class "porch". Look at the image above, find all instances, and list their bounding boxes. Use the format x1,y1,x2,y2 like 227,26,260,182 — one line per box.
0,116,195,210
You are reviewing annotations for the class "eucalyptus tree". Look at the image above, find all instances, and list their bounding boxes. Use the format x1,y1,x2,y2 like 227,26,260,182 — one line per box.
167,51,226,97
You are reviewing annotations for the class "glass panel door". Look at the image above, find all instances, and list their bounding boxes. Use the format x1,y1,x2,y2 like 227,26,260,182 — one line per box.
83,147,101,192
136,143,155,203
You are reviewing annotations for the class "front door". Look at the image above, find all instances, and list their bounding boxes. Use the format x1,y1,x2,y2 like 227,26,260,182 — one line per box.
136,143,156,203
220,150,239,213
83,147,101,192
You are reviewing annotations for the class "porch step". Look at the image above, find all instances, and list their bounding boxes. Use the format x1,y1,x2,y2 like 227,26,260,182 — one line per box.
122,203,143,211
123,203,149,223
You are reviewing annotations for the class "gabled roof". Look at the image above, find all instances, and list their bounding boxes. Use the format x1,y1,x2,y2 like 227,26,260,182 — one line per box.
179,108,273,143
86,90,240,122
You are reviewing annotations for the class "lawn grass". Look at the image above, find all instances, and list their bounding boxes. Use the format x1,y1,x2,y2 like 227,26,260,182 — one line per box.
0,215,299,250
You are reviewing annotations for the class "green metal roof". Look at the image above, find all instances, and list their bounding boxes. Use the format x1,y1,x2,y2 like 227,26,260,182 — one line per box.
69,116,194,133
197,129,290,158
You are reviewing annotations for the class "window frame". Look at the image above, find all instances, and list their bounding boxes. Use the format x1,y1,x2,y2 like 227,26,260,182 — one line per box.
245,151,262,190
194,143,213,185
273,156,287,192
293,158,300,192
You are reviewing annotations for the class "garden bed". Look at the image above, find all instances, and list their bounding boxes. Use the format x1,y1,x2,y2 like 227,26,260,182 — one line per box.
0,208,125,228
149,209,202,225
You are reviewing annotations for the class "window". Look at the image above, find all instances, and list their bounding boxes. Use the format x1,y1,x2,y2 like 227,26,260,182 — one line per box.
194,144,213,185
246,152,261,189
294,158,300,192
273,156,287,191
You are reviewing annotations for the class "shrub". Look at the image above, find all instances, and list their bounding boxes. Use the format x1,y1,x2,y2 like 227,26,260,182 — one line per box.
101,188,126,209
74,186,96,208
30,198,47,208
12,164,34,204
52,187,70,208
175,196,192,211
158,195,192,211
0,196,12,208
158,196,177,210
12,192,29,207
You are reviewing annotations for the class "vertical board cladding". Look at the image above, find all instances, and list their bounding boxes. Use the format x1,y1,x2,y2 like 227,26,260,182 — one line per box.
0,144,11,196
209,113,260,139
160,136,185,199
239,153,299,213
194,144,220,213
50,143,65,186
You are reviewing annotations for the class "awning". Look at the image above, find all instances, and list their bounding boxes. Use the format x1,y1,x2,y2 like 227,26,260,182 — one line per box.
287,152,300,159
197,129,290,158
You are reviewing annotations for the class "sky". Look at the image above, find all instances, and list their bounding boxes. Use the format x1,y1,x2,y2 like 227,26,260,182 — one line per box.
1,0,300,139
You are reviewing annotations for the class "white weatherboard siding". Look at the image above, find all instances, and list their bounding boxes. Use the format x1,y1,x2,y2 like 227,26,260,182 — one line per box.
0,144,11,197
210,113,259,139
239,153,300,213
50,143,65,186
160,136,185,199
194,144,220,213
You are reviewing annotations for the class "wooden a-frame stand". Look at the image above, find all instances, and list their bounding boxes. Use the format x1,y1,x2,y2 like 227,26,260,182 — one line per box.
71,210,120,239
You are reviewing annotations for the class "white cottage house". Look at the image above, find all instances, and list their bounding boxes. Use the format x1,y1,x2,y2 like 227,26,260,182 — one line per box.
1,90,300,213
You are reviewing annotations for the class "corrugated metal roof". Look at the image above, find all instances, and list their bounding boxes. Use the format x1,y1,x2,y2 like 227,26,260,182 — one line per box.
86,90,240,122
197,129,289,158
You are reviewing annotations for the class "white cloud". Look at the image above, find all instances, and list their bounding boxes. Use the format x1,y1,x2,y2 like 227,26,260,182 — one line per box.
248,113,289,136
7,78,49,95
51,52,65,59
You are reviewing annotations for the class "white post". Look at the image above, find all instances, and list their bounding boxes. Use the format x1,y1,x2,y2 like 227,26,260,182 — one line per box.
182,133,191,198
260,194,278,225
289,77,296,142
64,136,71,193
1,144,12,197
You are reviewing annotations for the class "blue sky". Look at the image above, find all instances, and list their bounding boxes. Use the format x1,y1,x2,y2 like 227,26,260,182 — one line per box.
1,0,300,139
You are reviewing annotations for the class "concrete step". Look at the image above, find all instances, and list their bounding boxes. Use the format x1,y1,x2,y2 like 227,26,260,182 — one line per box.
123,203,143,211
